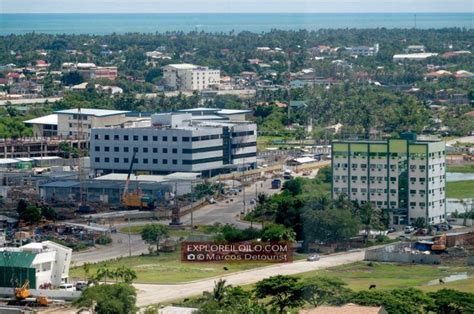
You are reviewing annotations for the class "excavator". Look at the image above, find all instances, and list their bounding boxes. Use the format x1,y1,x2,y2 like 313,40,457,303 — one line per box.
431,233,447,253
121,151,155,210
7,280,49,307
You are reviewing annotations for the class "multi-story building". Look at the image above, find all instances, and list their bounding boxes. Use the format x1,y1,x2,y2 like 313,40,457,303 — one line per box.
0,241,72,288
331,134,446,226
55,108,130,138
90,111,256,176
346,44,379,57
162,64,220,91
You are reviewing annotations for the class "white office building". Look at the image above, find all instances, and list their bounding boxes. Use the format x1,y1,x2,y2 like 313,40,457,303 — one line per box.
0,241,72,288
332,135,446,226
90,110,256,176
162,64,220,91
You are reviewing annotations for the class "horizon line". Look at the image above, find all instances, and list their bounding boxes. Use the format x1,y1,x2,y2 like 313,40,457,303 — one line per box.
1,11,472,14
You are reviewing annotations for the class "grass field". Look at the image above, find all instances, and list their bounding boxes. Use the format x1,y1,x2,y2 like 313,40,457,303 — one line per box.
295,262,474,293
447,164,474,173
70,249,273,284
446,180,474,199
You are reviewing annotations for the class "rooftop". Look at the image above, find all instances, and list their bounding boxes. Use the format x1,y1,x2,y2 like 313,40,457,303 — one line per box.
164,63,198,70
55,108,130,117
24,114,58,126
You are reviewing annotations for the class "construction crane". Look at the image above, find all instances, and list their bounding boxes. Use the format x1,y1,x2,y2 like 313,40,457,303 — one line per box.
7,280,49,307
77,105,92,214
432,233,447,253
121,151,155,210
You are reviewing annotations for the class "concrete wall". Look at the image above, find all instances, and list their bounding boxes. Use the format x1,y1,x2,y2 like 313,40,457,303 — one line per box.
0,287,80,301
365,249,441,265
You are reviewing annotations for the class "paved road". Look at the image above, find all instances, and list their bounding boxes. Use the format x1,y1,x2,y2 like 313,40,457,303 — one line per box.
71,232,149,267
446,136,474,146
134,249,365,307
0,97,62,106
180,178,280,228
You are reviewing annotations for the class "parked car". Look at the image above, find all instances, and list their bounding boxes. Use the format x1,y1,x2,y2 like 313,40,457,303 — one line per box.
59,283,75,291
307,254,320,262
415,228,428,236
404,226,415,234
387,227,397,233
75,281,88,291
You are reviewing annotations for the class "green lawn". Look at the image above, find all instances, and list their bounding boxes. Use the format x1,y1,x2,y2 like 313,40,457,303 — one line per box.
447,164,474,173
295,262,474,293
446,180,474,199
70,249,270,284
70,248,307,284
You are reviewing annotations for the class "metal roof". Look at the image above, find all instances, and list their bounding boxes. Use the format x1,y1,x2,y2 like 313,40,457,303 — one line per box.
0,251,36,268
24,114,58,126
55,108,130,117
40,180,79,188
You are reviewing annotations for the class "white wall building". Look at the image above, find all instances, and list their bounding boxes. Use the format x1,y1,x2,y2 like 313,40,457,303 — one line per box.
346,44,379,56
332,135,446,226
16,241,72,288
90,110,256,176
55,108,130,138
162,64,220,91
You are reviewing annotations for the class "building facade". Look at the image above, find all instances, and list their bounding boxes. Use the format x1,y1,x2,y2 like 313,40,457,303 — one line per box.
55,109,130,138
90,112,257,176
332,136,446,226
162,64,220,91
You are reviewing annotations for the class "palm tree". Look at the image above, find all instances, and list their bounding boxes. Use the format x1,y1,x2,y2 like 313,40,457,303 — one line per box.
95,265,113,284
203,279,229,305
116,266,137,284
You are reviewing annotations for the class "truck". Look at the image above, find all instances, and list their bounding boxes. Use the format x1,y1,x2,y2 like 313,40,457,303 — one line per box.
283,169,293,180
271,179,282,189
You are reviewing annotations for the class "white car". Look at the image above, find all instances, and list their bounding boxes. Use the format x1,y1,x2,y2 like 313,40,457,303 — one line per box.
59,283,75,291
404,226,415,234
307,254,320,262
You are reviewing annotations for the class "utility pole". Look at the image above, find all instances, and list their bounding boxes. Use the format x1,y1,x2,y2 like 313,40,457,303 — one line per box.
287,49,292,124
128,213,131,257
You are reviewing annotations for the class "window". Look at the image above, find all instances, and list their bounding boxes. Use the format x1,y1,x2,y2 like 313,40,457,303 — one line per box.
114,135,119,140
182,137,190,142
104,146,110,152
124,158,129,163
361,164,367,169
124,147,129,153
172,136,178,142
124,135,129,141
153,136,158,141
114,147,119,152
114,157,119,163
153,159,158,164
153,148,158,153
172,159,177,164
95,157,100,162
143,147,148,153
133,158,138,163
143,158,148,164
133,135,139,141
163,136,168,141
104,135,110,140
163,148,168,153
351,176,357,181
163,159,168,164
104,157,110,163
172,148,178,154
133,147,138,152
94,146,100,152
410,189,416,194
94,134,99,140
143,136,148,141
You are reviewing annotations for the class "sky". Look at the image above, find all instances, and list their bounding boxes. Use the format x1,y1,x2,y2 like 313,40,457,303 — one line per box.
1,0,473,13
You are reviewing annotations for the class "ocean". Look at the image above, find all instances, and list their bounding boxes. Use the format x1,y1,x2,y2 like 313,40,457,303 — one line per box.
0,13,472,35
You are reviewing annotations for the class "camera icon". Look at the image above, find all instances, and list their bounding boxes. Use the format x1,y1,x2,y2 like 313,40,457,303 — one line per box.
187,253,196,261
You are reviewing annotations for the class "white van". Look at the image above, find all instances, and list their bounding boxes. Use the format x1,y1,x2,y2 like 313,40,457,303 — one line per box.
59,283,75,291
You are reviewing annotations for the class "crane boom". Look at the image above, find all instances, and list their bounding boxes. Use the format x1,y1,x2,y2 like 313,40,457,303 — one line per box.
122,151,137,202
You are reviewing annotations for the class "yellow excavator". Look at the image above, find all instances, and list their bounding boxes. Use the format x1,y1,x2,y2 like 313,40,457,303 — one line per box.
8,280,49,307
432,233,447,253
121,151,155,210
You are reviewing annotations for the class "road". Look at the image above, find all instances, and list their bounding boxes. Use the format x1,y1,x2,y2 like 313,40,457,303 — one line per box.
71,232,149,267
0,97,62,106
134,249,365,307
180,178,281,228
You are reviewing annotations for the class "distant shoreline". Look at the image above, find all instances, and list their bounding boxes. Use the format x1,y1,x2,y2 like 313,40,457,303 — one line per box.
1,13,472,35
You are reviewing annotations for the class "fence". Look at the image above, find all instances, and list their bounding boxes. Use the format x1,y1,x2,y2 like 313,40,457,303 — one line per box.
364,245,441,265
